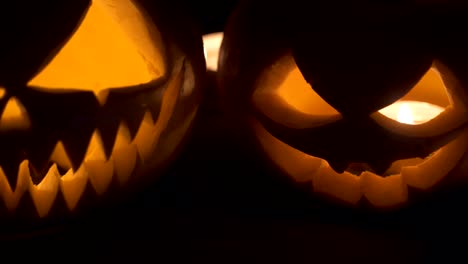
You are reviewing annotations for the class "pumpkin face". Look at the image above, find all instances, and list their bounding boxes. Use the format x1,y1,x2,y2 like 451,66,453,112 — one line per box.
0,0,204,219
218,0,468,209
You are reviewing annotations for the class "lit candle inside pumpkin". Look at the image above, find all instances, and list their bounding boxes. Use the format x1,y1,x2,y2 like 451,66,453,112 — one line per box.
202,32,224,71
377,100,446,175
379,100,445,125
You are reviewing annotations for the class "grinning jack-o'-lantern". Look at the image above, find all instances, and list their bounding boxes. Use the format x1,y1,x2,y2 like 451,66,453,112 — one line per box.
0,0,204,219
218,0,468,209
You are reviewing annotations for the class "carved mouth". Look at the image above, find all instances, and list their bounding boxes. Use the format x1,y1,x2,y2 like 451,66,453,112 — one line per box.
252,119,468,208
0,62,186,218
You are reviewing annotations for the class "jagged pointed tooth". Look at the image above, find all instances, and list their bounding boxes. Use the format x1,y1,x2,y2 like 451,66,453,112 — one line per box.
123,107,148,140
327,160,348,174
111,122,137,185
144,86,168,125
29,163,60,218
84,130,107,162
61,126,95,171
133,111,159,162
360,172,408,208
49,141,73,170
150,61,184,127
312,161,362,205
0,159,21,191
114,122,132,148
60,167,88,211
97,119,120,159
147,101,161,125
129,64,185,161
0,160,31,212
113,144,138,186
0,166,11,208
84,159,114,196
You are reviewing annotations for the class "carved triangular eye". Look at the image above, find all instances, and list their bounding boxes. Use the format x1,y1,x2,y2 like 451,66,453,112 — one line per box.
27,0,165,96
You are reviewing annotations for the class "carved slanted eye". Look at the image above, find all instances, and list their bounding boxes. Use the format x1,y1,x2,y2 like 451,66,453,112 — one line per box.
252,55,341,129
378,67,448,125
373,63,467,139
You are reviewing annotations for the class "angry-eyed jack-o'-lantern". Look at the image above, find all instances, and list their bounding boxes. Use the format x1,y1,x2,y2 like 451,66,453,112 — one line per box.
0,0,204,219
218,0,468,209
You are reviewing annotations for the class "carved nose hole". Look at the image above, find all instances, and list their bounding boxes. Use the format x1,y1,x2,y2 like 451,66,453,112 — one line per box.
0,87,5,99
0,96,31,131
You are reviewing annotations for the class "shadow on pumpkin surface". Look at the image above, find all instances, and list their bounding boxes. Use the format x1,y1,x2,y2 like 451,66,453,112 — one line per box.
0,72,466,263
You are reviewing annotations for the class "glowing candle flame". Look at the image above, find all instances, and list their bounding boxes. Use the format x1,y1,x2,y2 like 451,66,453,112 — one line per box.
379,101,445,125
397,103,414,124
202,32,224,71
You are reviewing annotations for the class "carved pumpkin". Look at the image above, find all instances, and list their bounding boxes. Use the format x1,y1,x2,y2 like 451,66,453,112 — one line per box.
0,0,204,219
218,0,468,209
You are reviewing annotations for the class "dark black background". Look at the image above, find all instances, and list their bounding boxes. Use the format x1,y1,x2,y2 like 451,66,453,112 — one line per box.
1,1,467,262
186,0,239,34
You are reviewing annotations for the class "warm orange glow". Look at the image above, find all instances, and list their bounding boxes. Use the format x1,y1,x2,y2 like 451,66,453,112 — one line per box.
252,55,341,130
202,32,224,71
256,60,449,121
275,66,339,116
400,67,450,108
0,0,202,219
28,0,165,95
0,97,31,130
254,56,339,117
253,117,468,208
252,56,468,208
0,65,185,217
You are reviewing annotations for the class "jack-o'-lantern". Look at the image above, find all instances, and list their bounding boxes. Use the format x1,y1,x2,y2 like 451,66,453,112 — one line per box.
218,0,468,209
0,0,204,220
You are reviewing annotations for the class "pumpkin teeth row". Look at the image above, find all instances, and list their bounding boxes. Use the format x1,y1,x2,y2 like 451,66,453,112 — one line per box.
0,59,184,218
254,119,468,208
0,110,165,218
313,127,468,207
